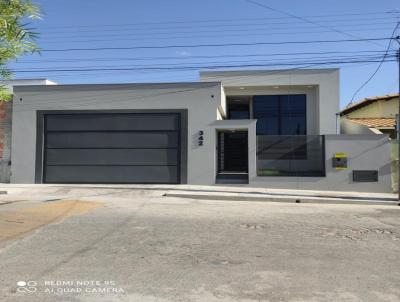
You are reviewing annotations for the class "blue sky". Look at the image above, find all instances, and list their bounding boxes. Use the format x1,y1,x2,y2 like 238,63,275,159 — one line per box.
10,0,400,108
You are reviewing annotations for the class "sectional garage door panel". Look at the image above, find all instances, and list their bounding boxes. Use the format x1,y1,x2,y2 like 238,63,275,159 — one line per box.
42,112,182,184
45,166,179,183
46,149,178,166
46,114,179,131
46,132,178,149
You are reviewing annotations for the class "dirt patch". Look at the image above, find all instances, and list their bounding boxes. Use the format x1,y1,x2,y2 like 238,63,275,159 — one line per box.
0,200,103,241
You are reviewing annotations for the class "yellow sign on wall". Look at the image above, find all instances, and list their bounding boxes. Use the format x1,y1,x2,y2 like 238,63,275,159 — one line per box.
332,153,348,169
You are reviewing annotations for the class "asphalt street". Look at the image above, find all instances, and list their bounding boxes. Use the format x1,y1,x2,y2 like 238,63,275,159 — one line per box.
0,186,399,302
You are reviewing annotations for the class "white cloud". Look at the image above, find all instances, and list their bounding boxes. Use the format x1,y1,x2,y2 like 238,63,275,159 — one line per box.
177,50,192,57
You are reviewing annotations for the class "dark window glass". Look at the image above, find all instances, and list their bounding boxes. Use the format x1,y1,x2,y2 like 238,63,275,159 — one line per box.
228,102,250,119
253,95,306,135
256,135,325,177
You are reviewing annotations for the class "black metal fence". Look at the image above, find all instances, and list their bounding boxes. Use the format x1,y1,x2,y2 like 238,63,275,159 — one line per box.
257,135,325,177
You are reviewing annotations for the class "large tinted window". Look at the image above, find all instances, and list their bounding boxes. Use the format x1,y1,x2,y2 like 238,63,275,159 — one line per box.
228,103,250,119
253,95,306,135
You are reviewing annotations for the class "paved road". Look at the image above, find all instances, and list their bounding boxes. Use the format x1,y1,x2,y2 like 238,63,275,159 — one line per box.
0,186,399,302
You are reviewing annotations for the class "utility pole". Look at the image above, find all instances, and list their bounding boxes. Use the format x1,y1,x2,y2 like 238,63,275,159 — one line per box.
397,36,400,201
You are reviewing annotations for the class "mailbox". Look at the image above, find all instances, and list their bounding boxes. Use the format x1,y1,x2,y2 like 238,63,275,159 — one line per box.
332,153,347,170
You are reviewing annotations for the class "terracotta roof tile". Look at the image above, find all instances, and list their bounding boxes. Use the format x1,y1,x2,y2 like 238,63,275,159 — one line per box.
347,118,395,128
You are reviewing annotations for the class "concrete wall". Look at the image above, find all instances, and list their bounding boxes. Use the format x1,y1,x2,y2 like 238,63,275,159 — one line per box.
0,101,12,182
1,79,57,92
250,134,391,193
200,69,340,135
0,79,57,183
11,82,222,185
340,118,375,135
391,140,398,193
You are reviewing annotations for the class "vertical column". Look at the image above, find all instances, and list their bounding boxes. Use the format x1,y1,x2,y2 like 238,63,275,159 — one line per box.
0,101,12,183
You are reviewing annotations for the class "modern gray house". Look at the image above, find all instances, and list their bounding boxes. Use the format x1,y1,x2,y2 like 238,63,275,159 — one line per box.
10,69,392,192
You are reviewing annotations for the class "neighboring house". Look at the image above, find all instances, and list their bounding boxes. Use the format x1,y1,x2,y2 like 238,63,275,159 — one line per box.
10,69,392,192
0,79,57,182
340,94,400,138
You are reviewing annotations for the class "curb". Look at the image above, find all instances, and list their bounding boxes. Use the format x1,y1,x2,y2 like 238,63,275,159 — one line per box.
164,192,400,206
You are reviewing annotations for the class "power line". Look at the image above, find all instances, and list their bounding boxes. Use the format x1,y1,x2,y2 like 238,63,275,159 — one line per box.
349,22,400,104
23,61,378,79
12,53,394,71
39,37,393,52
36,28,394,46
15,50,395,64
41,18,400,36
11,58,396,74
38,23,397,42
35,10,398,30
244,0,366,39
243,0,386,47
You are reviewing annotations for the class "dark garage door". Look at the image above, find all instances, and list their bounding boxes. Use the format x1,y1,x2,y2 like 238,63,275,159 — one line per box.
42,113,182,184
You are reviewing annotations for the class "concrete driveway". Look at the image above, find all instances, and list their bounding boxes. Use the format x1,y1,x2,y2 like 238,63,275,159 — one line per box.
0,186,399,302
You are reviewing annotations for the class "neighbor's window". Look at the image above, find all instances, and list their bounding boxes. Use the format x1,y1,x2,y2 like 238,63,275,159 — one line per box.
253,95,306,135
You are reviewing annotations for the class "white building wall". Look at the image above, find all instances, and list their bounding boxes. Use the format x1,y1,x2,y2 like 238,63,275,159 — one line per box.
249,134,391,193
1,79,57,92
10,70,389,192
200,69,340,135
11,83,222,184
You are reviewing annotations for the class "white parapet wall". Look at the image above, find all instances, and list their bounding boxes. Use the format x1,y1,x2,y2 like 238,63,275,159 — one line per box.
250,134,392,193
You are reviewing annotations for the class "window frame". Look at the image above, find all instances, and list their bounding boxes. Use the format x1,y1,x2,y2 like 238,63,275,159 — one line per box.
252,94,307,136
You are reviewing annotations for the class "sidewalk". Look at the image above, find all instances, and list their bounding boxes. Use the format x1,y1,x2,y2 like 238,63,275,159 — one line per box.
162,185,398,205
164,191,399,206
0,184,397,206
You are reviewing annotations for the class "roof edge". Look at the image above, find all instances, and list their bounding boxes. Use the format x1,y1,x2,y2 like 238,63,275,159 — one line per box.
340,93,399,116
13,81,221,93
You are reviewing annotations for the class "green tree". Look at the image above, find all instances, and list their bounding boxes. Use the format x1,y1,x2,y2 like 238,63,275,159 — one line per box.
0,0,41,100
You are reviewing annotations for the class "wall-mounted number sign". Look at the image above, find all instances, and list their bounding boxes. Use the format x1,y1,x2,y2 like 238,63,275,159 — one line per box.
198,130,204,146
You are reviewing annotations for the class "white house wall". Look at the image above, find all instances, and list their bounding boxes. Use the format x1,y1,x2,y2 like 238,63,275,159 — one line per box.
250,134,391,193
200,69,340,135
11,82,222,185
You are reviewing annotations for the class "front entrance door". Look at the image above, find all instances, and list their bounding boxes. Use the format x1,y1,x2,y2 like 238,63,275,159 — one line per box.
218,131,248,173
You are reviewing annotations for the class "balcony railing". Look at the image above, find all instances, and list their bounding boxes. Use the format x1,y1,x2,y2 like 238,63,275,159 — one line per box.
257,135,325,177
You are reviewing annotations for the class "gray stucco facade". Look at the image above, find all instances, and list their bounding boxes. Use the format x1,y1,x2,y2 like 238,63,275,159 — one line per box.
12,82,222,185
10,69,392,192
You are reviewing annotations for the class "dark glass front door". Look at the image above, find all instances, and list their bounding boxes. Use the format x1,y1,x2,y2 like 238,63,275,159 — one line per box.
218,131,248,173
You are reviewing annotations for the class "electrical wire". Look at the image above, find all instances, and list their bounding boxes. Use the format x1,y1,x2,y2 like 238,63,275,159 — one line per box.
243,0,383,48
348,22,400,104
41,19,400,36
11,53,394,71
39,37,392,52
35,10,398,30
12,50,395,65
11,57,396,74
37,24,397,43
